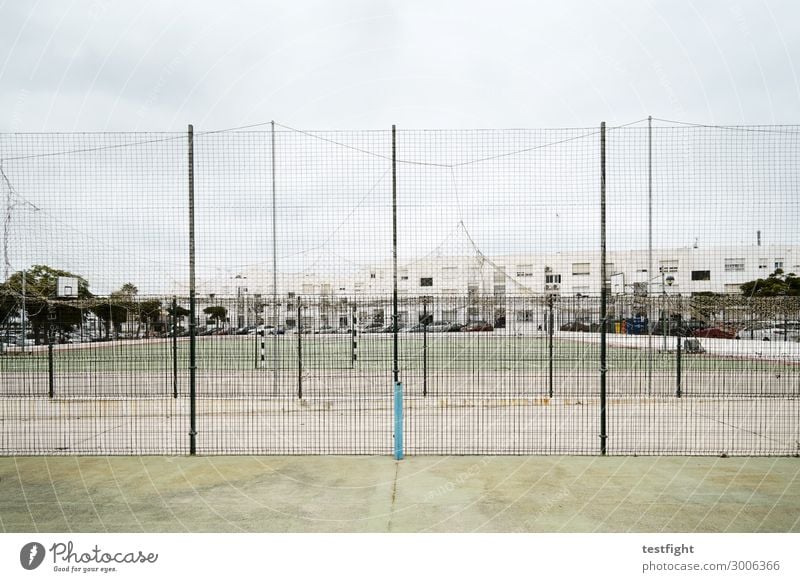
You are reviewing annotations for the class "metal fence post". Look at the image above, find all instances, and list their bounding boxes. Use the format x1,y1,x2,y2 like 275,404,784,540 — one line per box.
271,120,279,397
171,296,178,399
394,380,404,460
647,115,653,396
599,121,608,456
676,335,682,398
351,303,357,368
548,295,554,399
392,124,403,460
47,303,55,399
188,124,197,455
297,300,303,399
423,302,428,397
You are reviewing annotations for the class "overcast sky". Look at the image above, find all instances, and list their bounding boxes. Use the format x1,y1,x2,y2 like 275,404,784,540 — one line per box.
2,0,799,131
2,1,799,295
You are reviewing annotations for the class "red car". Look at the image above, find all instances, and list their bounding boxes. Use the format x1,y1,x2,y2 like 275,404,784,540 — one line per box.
693,326,736,339
463,321,494,332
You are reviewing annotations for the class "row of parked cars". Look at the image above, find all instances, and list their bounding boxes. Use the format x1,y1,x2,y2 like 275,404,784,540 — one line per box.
560,319,800,341
220,321,498,336
360,321,495,333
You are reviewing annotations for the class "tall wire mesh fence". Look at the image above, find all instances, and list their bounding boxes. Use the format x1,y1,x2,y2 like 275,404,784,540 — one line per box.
1,122,798,455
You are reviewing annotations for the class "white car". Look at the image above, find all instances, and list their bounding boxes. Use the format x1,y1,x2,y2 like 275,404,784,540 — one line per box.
1,336,35,348
737,323,800,342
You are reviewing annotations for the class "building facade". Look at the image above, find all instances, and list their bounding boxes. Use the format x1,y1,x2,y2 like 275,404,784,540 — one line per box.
198,245,799,331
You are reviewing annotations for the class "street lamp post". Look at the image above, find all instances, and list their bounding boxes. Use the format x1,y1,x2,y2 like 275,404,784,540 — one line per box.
234,274,247,330
662,272,674,352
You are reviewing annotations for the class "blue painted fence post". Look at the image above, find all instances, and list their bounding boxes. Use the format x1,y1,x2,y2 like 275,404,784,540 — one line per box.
394,381,404,460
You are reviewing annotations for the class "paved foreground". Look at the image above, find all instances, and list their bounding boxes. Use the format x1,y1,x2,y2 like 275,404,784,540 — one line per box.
0,456,798,532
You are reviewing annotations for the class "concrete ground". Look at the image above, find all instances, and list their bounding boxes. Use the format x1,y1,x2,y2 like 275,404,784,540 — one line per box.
1,456,798,532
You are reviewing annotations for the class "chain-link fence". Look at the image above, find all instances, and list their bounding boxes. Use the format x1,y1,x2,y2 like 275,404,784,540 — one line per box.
1,121,799,455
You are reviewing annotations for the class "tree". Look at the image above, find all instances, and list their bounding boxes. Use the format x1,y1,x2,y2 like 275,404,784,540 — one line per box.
166,303,190,320
139,299,163,336
3,265,92,344
739,269,800,327
90,283,138,339
203,305,227,328
0,283,17,328
740,269,800,297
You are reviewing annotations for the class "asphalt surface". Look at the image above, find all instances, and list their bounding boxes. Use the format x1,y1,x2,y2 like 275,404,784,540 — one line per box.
1,456,798,532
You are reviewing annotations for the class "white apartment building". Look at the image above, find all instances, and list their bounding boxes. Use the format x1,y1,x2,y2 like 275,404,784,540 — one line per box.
200,244,799,330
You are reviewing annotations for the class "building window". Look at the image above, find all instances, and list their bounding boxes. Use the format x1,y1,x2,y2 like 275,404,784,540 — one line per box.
759,259,768,269
775,259,784,270
691,270,711,281
659,260,678,273
420,277,433,287
370,273,376,279
572,263,590,276
724,258,745,272
545,274,561,284
516,264,533,277
516,309,534,323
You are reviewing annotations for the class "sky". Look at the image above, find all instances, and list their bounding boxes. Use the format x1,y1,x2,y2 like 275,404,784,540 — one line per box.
1,0,799,295
1,0,799,131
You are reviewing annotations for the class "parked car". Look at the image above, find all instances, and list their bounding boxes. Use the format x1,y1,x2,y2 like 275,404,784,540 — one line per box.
287,326,312,334
360,323,384,333
379,323,408,333
427,321,461,332
315,325,338,334
736,323,800,342
0,335,33,348
463,321,494,332
253,326,285,336
402,323,427,333
561,321,592,332
649,321,693,337
693,326,737,340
